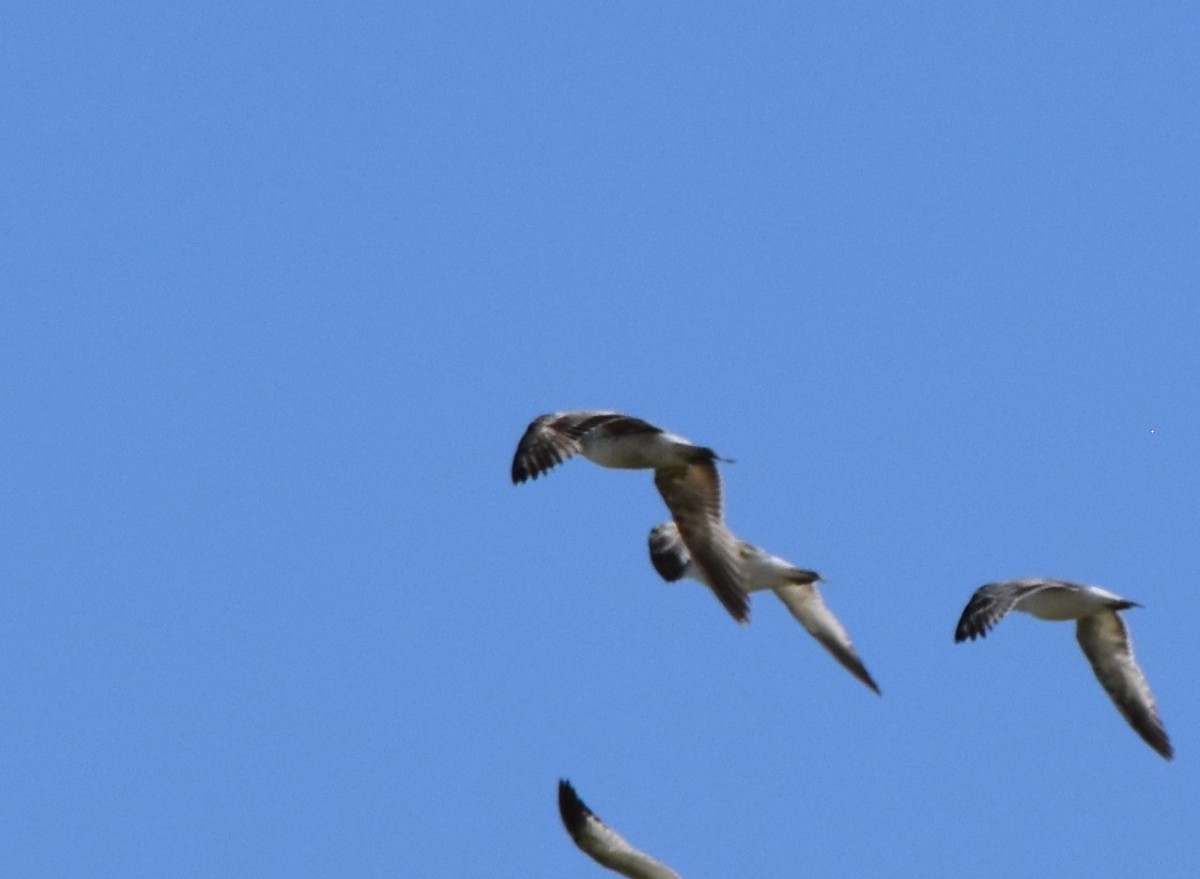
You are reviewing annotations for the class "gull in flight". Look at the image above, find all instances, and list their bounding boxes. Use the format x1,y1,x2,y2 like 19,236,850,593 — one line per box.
558,779,683,879
512,411,748,621
954,578,1172,760
648,522,881,694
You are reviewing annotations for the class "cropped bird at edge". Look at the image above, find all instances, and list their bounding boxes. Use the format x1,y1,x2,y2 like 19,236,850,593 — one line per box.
648,521,881,694
558,779,683,879
954,578,1172,760
512,411,749,621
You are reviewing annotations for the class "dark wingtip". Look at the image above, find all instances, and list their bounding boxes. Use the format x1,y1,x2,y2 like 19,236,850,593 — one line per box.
729,599,751,624
954,610,989,643
714,592,750,623
1142,726,1174,761
557,779,589,837
511,453,552,484
712,585,750,623
510,447,532,484
1142,729,1174,761
833,651,882,695
858,669,882,696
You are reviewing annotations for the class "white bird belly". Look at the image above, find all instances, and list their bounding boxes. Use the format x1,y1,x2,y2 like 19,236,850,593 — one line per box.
744,554,794,593
1017,587,1102,620
581,433,686,469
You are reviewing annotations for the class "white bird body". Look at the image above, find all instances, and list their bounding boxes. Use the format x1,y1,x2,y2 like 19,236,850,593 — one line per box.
1013,582,1130,621
579,427,706,470
741,548,809,592
955,577,1172,760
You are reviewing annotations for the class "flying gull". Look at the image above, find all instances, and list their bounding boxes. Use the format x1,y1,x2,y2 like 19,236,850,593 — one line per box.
558,779,683,879
954,578,1172,760
648,521,881,694
512,411,749,621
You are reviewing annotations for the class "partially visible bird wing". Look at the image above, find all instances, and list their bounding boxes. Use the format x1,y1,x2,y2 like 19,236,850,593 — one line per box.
557,780,684,879
653,461,749,622
647,521,691,582
1076,611,1173,760
773,581,881,695
511,411,624,483
954,579,1054,642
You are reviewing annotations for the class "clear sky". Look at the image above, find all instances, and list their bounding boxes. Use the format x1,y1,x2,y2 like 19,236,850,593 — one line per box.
3,2,1198,877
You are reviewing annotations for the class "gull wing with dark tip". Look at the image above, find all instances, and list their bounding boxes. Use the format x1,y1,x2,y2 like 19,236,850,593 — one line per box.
773,581,882,695
1076,611,1173,760
510,411,623,483
557,780,683,879
954,579,1058,642
653,462,749,622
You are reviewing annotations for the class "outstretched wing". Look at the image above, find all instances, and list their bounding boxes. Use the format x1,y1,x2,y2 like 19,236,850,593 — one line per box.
557,780,684,879
511,411,623,483
653,462,749,622
954,579,1053,642
1076,611,1173,760
773,581,881,695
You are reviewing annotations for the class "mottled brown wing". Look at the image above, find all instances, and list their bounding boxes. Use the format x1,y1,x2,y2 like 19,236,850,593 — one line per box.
1076,611,1173,760
511,411,623,483
653,461,749,622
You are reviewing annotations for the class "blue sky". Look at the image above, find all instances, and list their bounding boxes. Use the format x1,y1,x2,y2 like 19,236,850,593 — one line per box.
3,2,1198,876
